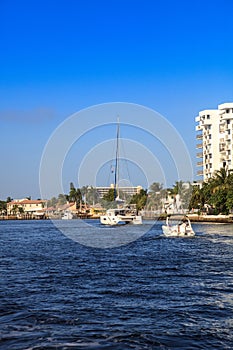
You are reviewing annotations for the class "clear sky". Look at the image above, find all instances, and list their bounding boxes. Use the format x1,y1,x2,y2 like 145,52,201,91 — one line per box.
1,0,233,199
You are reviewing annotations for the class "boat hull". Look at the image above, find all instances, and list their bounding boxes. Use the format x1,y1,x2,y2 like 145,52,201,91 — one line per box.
162,224,195,237
100,214,142,226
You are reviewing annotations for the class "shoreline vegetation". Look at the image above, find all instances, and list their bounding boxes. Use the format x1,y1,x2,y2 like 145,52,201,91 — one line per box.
2,168,233,223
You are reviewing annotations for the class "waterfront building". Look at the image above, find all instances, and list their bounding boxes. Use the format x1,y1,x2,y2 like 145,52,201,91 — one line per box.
96,185,143,199
7,199,47,218
195,102,233,181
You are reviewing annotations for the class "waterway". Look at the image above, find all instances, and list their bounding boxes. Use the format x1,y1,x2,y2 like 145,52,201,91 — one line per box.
1,220,233,349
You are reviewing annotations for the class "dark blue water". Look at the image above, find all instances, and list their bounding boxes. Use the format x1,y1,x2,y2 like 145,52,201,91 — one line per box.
1,220,233,349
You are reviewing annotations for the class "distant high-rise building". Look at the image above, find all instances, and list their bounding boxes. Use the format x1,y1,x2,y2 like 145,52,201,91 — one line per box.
195,102,233,181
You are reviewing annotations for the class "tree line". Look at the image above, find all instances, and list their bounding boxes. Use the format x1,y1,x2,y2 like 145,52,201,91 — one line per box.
2,169,233,215
189,168,233,215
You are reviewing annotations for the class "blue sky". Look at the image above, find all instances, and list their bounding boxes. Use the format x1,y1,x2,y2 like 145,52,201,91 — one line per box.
1,0,233,199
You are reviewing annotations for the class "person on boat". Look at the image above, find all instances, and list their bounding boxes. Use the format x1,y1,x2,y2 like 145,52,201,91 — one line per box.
180,222,187,234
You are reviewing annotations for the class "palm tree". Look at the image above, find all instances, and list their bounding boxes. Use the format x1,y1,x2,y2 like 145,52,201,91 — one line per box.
170,181,184,196
149,182,163,193
86,186,99,205
146,183,165,211
208,168,233,214
189,184,205,211
68,183,82,209
209,167,232,193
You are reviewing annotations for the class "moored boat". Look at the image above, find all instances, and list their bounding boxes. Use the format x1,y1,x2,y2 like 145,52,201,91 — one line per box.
62,210,73,220
100,119,142,226
100,206,142,225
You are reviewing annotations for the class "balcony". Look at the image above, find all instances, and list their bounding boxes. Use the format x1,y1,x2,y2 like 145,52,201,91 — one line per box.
196,161,203,167
221,113,233,120
204,140,211,146
196,152,203,158
196,125,202,131
196,134,203,140
220,155,226,162
219,146,226,152
196,143,203,149
197,170,203,176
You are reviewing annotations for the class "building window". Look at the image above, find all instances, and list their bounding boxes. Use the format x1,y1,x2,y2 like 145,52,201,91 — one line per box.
226,109,230,113
207,115,210,119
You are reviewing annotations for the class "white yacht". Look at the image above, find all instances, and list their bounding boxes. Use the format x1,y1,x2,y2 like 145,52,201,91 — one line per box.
100,206,142,225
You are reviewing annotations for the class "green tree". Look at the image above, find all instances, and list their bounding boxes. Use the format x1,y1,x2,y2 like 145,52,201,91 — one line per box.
86,186,99,205
146,183,165,211
68,183,82,209
102,188,115,202
168,181,184,196
189,184,205,211
208,168,232,214
18,207,24,215
130,189,147,210
149,182,163,193
12,205,18,215
0,200,7,215
57,193,67,205
101,188,116,209
226,174,233,212
47,197,58,207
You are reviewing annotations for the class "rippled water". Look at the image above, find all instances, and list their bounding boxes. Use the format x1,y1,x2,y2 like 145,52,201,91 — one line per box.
1,220,233,349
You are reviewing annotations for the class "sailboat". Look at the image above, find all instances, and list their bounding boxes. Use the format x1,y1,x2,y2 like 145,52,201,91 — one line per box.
100,120,142,225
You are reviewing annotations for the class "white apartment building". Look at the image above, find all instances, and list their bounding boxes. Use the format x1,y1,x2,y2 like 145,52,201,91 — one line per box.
196,102,233,181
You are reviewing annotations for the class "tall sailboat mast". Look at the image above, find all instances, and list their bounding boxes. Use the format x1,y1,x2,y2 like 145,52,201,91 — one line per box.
114,118,120,200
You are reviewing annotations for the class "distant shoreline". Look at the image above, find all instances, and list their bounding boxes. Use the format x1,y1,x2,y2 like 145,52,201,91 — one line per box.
1,214,233,224
149,214,233,224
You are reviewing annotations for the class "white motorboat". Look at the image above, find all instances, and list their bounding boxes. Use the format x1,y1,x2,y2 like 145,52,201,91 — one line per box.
100,206,142,225
100,119,142,226
162,216,195,237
